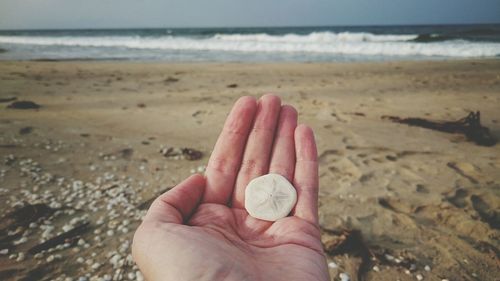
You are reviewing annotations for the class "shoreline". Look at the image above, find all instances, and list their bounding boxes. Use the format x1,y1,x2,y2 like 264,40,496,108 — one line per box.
0,57,498,63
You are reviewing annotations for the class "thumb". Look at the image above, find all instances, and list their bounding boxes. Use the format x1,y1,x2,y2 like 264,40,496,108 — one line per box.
145,174,206,224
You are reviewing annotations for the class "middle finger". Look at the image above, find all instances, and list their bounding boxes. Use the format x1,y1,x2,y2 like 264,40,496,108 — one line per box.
231,94,281,208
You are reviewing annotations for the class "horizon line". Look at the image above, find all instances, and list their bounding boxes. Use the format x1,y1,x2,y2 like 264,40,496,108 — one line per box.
1,22,500,32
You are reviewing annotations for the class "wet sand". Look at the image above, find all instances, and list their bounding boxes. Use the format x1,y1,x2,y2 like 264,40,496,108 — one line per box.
0,60,499,281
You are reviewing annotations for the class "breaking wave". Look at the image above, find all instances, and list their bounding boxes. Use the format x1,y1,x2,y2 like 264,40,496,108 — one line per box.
0,31,499,58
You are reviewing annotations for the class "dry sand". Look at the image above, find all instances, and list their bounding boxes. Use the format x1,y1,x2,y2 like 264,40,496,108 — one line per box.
0,59,499,281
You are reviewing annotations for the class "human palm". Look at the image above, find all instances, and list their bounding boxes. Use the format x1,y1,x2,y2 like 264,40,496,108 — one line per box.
133,95,329,281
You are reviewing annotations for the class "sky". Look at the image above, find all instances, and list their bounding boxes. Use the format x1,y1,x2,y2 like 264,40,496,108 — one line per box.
1,0,499,30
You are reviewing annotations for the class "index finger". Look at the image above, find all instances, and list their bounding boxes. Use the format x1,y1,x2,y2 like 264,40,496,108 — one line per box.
203,96,257,204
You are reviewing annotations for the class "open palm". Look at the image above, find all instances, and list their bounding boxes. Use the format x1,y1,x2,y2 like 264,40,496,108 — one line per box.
132,95,329,281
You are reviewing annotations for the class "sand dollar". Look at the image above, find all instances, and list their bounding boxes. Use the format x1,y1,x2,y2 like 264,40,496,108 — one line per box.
244,173,297,221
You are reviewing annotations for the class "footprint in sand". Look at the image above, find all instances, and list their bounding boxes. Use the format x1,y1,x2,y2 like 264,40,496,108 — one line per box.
445,188,469,208
327,157,363,186
447,162,481,184
470,195,500,229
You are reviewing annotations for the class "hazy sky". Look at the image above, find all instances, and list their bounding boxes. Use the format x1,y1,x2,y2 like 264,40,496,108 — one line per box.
1,0,499,30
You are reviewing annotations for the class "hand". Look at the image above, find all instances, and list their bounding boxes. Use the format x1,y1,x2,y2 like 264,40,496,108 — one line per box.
132,95,329,281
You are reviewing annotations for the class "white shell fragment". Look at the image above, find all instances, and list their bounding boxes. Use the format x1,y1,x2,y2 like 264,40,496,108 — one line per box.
244,173,297,221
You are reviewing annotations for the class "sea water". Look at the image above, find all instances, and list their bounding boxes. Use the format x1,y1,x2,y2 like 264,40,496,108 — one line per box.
0,24,499,61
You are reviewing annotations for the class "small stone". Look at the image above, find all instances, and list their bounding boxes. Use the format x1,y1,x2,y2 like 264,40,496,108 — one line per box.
16,252,25,262
424,265,431,272
372,265,380,272
416,274,424,281
0,249,8,255
135,271,144,281
91,262,101,270
77,257,85,263
62,224,73,232
328,261,338,269
339,273,350,281
384,254,394,260
13,237,28,245
46,255,55,262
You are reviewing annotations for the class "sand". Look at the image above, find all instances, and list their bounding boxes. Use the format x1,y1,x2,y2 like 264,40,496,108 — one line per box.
0,59,499,281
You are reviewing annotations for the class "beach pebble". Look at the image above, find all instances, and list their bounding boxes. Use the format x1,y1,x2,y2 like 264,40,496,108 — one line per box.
328,261,338,269
0,249,8,255
244,174,297,221
91,262,101,270
13,237,28,245
372,265,380,272
416,274,424,280
339,272,350,281
16,252,25,262
135,271,144,281
424,265,431,272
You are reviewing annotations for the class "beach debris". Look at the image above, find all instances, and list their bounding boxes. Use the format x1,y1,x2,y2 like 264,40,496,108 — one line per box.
328,261,339,269
227,83,238,88
192,110,204,117
322,229,373,281
29,222,90,254
382,111,497,146
244,174,297,221
7,100,41,110
339,272,350,281
164,76,179,84
446,162,479,184
19,126,33,135
160,146,203,160
470,195,500,229
0,203,56,232
120,148,134,160
137,103,146,108
0,97,17,103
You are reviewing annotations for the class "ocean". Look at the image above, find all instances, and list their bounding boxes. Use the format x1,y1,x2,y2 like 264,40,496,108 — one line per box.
0,24,499,62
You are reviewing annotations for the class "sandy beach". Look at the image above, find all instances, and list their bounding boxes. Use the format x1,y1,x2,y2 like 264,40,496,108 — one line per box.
0,59,499,281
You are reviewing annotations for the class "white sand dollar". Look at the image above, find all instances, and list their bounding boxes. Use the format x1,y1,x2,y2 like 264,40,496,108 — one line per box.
244,173,297,221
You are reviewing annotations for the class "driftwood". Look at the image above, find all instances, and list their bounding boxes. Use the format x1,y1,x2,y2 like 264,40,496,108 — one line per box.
7,100,41,109
322,229,373,281
383,111,497,147
28,222,90,254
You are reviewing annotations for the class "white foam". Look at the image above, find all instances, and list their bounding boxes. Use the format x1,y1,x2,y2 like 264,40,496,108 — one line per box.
0,32,498,58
